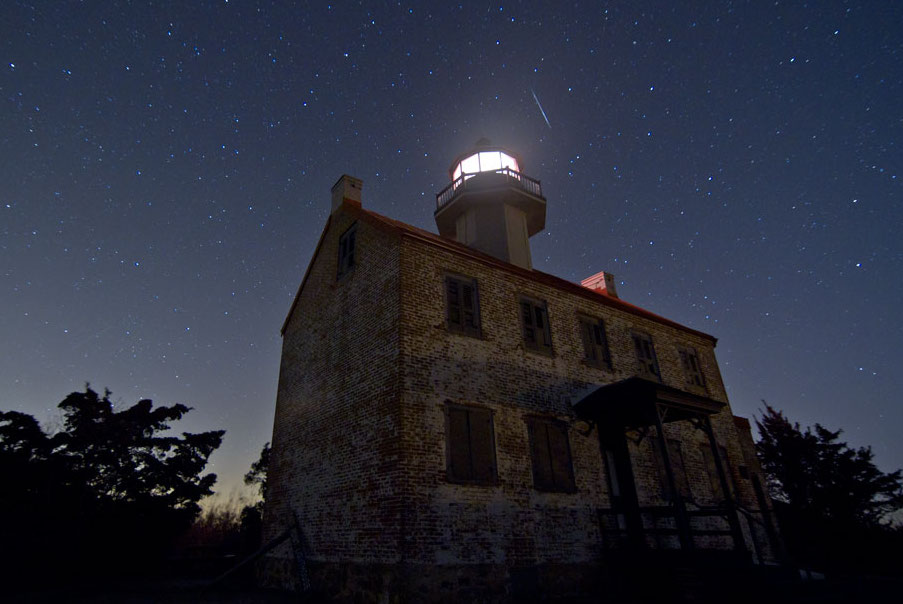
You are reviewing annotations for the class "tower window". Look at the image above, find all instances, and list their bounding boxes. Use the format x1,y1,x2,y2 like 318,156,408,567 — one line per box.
445,275,481,337
679,347,706,388
445,403,497,485
337,222,357,278
579,315,612,369
527,418,576,492
520,297,552,353
631,331,660,381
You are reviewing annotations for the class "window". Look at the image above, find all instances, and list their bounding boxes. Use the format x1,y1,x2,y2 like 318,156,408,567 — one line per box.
445,275,481,337
527,418,576,492
337,222,357,278
679,347,706,388
445,403,497,485
579,316,612,369
652,437,691,501
631,332,660,380
520,298,552,353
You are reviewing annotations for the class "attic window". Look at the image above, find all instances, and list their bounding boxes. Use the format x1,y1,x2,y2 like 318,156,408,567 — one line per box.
445,275,481,337
337,222,357,279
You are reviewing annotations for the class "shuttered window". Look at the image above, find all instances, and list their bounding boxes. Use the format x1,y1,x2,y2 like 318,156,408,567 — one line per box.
631,332,660,381
679,347,706,388
520,298,552,353
337,223,357,278
445,276,481,337
445,404,497,485
527,418,576,492
579,316,612,369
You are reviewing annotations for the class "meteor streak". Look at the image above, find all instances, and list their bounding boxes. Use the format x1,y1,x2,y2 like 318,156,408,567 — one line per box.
531,89,552,129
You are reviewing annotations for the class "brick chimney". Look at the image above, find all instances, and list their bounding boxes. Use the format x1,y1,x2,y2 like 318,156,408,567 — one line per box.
581,270,619,299
331,174,363,214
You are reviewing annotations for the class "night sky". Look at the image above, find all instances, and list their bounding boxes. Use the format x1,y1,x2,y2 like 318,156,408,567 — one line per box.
3,1,901,501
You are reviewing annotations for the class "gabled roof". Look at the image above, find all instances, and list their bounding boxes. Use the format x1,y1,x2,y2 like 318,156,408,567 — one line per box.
282,201,717,344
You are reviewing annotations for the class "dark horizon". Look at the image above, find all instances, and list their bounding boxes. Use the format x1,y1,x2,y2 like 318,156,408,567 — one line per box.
2,1,901,498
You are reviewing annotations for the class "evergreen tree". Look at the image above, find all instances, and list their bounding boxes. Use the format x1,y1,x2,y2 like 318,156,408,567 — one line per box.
756,403,903,574
0,386,224,584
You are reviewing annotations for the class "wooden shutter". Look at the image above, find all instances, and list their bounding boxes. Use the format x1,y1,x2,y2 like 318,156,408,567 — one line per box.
529,419,553,489
535,305,551,349
580,319,595,361
446,406,472,481
689,352,704,386
346,228,356,267
593,322,611,367
446,277,462,328
633,333,659,378
521,301,536,344
468,407,496,483
462,281,478,330
548,423,575,491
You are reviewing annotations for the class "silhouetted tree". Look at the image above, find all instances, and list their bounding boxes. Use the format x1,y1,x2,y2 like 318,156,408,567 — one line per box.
0,386,224,585
244,441,270,500
239,442,270,551
756,403,903,575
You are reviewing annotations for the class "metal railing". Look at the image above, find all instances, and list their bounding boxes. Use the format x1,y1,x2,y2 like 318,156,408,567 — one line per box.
435,167,543,210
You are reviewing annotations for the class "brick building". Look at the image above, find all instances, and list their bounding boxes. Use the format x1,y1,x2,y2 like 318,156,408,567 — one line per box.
261,141,782,601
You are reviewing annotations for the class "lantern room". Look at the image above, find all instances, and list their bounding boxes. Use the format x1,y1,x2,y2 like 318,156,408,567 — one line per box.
434,139,547,270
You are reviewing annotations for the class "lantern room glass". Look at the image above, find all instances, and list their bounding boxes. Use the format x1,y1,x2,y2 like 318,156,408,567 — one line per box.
452,150,519,182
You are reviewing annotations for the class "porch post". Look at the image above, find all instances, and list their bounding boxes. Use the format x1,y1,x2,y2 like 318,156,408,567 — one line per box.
653,404,693,551
701,416,745,553
599,425,644,550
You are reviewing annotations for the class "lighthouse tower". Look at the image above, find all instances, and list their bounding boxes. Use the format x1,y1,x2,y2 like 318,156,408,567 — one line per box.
434,139,547,269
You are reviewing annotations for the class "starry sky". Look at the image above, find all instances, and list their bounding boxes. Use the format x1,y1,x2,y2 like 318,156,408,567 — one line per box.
2,1,901,500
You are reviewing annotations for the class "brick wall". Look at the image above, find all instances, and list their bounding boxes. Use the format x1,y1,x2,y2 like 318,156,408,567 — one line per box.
396,234,769,565
263,204,779,596
262,205,404,588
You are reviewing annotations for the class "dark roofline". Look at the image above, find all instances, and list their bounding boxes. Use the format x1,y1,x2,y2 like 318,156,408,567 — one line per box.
282,201,717,345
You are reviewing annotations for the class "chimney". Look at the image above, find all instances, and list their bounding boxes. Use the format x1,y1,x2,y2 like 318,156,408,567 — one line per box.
581,270,619,299
331,174,363,214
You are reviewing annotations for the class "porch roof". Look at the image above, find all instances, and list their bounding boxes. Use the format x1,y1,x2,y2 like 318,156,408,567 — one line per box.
573,377,726,429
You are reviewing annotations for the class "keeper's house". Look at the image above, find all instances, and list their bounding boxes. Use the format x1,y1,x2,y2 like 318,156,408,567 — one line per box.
261,140,782,602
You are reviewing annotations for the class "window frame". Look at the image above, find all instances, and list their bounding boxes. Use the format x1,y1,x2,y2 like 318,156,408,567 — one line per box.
519,296,553,354
578,314,612,370
445,274,482,338
631,331,661,381
678,346,706,389
444,402,498,486
336,222,357,279
526,416,577,493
